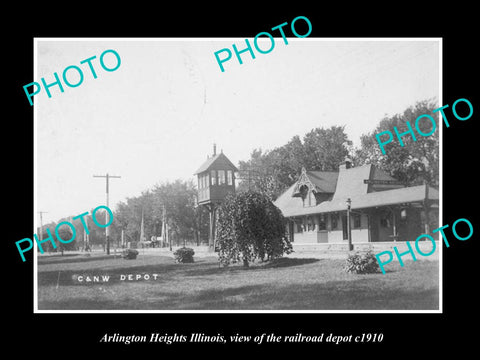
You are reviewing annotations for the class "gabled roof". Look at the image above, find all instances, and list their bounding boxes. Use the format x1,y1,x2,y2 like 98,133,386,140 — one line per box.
332,164,402,199
305,170,339,193
275,183,439,217
332,164,372,199
291,168,338,196
274,181,308,214
274,164,438,217
194,152,239,175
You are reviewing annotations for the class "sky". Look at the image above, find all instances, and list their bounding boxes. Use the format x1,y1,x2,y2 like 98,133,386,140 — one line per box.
35,38,440,225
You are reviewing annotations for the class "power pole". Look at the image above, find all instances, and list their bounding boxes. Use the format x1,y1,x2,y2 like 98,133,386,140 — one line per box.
93,173,121,255
37,211,48,244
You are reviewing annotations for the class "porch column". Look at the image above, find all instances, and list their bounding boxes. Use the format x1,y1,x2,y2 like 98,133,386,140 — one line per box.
346,198,353,251
366,213,371,242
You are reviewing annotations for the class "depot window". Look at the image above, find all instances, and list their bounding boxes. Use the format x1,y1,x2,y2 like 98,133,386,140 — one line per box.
218,170,225,185
210,170,217,185
211,170,217,185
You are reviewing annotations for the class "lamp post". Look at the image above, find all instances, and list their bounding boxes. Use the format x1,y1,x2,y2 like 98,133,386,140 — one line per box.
346,198,353,251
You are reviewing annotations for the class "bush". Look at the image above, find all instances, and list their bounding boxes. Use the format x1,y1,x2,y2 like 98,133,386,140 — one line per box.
122,249,139,260
344,250,379,274
174,247,195,263
216,191,293,267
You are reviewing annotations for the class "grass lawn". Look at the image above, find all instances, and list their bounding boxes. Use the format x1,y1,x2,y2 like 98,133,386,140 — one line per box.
37,253,439,311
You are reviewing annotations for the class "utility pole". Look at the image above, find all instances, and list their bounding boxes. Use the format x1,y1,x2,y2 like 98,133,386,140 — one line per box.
37,211,48,244
93,173,121,255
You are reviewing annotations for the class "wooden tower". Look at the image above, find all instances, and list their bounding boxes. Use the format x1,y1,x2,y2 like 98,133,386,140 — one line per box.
194,144,238,250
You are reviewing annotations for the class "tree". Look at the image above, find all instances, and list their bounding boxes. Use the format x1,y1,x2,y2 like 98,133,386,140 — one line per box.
237,126,352,200
237,148,284,201
150,180,201,246
216,191,292,267
37,222,58,253
354,99,439,186
55,217,77,253
41,179,210,252
303,125,351,171
109,179,210,247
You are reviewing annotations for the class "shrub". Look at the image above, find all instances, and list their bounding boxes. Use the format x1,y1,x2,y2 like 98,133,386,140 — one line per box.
216,190,293,267
174,247,195,263
344,250,380,274
122,249,139,260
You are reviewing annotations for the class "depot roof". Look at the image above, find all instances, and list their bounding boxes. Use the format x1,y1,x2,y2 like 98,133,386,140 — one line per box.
274,164,439,217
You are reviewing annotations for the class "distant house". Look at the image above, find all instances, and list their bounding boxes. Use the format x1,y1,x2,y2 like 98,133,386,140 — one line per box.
274,160,439,244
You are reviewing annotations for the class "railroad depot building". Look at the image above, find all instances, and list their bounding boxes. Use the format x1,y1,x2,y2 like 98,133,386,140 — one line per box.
274,160,439,244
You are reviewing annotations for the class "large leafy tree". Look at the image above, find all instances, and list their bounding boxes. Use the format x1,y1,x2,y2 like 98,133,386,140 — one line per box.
110,179,209,247
42,179,210,252
236,148,286,202
238,126,351,200
110,194,152,246
36,209,109,253
216,190,292,267
150,180,204,245
303,125,351,171
354,99,439,186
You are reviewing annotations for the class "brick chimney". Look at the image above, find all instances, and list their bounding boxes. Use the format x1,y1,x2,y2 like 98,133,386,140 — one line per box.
339,157,352,171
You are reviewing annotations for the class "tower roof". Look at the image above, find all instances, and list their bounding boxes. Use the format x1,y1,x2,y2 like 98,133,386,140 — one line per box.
194,152,238,175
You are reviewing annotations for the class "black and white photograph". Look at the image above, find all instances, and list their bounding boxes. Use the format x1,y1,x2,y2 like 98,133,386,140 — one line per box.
33,38,441,312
